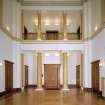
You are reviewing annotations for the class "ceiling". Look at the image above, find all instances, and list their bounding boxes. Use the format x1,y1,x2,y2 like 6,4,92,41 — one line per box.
19,0,83,6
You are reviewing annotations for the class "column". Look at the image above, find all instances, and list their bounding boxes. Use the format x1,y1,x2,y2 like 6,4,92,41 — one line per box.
63,11,67,40
21,53,25,90
36,52,43,90
37,11,42,40
62,52,69,90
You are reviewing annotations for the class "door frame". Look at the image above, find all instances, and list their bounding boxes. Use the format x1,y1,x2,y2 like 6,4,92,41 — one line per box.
44,64,60,89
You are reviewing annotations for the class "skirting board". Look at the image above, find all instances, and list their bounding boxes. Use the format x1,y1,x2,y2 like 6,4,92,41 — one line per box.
0,88,21,97
68,84,77,89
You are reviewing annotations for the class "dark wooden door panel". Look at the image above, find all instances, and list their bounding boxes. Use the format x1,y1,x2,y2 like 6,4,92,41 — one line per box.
76,65,80,88
5,60,13,92
25,65,28,87
91,60,100,92
44,64,60,89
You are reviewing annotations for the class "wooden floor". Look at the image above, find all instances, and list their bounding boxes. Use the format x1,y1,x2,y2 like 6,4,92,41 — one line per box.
0,89,105,105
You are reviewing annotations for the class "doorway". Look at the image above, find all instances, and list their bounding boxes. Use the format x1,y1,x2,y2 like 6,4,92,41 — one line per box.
5,60,13,92
44,64,60,89
24,65,29,87
76,65,80,88
91,60,100,92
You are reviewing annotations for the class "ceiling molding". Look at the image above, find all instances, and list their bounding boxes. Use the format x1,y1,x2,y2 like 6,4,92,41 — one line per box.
20,0,83,6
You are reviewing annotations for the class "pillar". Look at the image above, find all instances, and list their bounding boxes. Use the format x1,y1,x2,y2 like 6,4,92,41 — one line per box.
63,11,67,40
21,53,25,90
37,11,42,40
36,52,43,90
62,52,69,90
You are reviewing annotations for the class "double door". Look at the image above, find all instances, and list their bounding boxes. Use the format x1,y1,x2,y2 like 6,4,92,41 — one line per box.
44,64,60,89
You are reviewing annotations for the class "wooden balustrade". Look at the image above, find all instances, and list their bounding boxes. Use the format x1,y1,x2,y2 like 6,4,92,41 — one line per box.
22,33,82,40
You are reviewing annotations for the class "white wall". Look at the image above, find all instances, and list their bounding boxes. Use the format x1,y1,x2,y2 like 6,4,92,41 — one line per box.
21,43,84,51
0,29,13,92
24,53,37,85
92,28,105,90
68,52,81,84
2,0,21,38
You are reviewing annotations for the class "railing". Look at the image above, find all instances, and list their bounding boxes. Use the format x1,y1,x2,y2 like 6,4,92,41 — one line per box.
22,33,82,40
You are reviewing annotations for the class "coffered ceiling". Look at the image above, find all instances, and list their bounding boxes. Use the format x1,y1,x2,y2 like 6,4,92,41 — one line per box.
19,0,83,6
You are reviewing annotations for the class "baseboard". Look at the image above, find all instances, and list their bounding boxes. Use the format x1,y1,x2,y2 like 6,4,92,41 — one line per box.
102,96,105,100
0,88,21,97
68,84,77,89
13,88,21,92
26,85,37,88
84,88,92,92
0,91,6,97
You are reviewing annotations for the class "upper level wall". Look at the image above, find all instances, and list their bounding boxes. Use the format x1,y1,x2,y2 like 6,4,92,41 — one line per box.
2,0,21,38
20,41,84,51
0,29,13,92
0,0,3,26
101,0,105,23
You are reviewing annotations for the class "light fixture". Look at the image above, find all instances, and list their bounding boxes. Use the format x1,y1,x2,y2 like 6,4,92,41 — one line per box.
67,18,69,26
34,53,37,56
37,38,41,40
67,53,70,56
33,19,38,26
55,19,59,26
0,61,3,67
55,23,59,26
45,53,50,56
94,26,98,31
55,53,59,56
99,62,105,67
63,38,68,40
45,19,50,26
6,26,10,31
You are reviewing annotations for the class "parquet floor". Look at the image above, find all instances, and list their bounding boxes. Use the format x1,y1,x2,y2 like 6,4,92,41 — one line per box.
0,89,105,105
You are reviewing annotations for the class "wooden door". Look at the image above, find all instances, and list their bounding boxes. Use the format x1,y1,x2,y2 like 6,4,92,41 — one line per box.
5,60,13,92
44,64,60,89
76,65,80,88
91,60,100,92
25,65,28,87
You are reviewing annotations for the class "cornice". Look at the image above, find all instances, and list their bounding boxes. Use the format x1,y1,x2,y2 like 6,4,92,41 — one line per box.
20,0,83,6
0,26,22,42
83,22,105,41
